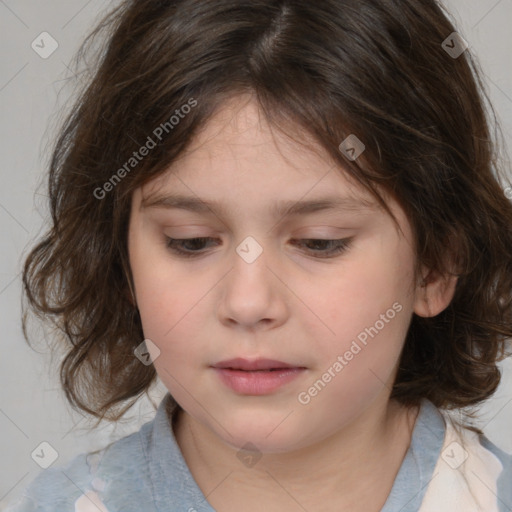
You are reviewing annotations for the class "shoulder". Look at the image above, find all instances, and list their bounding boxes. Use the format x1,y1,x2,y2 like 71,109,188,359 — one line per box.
5,421,155,512
478,434,512,470
423,408,512,512
452,418,512,505
478,435,512,510
4,451,94,511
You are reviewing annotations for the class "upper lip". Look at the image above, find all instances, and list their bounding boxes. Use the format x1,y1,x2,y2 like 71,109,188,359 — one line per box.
212,358,304,371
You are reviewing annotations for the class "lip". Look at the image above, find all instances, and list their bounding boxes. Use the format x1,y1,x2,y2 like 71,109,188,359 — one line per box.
211,358,306,395
212,357,302,371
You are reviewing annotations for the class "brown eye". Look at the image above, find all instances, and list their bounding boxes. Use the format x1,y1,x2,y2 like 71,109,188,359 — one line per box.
289,238,353,258
164,237,353,259
165,237,218,258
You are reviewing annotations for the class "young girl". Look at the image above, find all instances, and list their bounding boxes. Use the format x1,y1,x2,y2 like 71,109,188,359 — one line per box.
9,0,512,511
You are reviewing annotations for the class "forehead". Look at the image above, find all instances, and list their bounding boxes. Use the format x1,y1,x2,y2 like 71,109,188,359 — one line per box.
130,96,414,246
139,94,379,210
174,93,350,177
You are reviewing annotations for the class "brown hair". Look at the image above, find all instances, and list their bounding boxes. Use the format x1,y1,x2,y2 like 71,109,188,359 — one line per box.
22,0,512,425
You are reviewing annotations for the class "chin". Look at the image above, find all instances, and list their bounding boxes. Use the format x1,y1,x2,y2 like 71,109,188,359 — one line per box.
212,414,313,454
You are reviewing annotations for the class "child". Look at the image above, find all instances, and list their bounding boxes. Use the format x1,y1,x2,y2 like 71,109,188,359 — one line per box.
9,0,512,510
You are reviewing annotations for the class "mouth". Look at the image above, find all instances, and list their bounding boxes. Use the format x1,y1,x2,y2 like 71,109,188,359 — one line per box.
211,358,307,395
211,357,306,371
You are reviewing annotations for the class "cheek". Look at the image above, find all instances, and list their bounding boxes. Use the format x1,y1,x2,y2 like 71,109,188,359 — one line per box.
129,236,217,384
131,263,207,395
300,233,415,369
133,266,201,350
128,223,185,345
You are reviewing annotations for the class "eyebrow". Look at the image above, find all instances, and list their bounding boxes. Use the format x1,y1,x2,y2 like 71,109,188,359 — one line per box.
140,193,378,218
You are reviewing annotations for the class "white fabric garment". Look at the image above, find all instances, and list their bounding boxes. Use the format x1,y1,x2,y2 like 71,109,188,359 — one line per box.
419,412,503,512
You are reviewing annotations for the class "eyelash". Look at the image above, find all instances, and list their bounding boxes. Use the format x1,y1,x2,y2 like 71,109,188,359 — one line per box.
164,237,353,259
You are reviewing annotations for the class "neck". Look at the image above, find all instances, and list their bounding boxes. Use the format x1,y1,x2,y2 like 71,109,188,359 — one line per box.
172,397,420,512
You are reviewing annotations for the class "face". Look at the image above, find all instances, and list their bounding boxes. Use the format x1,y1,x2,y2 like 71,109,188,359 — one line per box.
128,94,422,453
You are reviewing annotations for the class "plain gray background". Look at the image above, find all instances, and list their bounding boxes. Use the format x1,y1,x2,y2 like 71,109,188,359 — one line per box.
1,0,511,508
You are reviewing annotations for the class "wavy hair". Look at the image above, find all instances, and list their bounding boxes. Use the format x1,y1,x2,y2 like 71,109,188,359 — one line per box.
22,0,512,424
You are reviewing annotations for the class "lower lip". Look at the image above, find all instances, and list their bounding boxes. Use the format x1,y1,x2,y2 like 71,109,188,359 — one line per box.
213,367,305,395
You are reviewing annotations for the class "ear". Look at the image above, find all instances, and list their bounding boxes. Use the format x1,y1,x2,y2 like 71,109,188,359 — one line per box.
413,266,458,318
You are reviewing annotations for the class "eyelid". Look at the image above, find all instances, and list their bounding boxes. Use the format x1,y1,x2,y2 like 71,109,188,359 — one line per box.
163,236,354,259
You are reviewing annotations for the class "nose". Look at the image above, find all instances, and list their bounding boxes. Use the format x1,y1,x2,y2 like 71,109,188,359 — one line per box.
216,238,288,331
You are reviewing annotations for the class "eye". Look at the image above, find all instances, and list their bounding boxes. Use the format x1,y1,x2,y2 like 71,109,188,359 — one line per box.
164,237,353,259
291,238,353,258
165,237,218,258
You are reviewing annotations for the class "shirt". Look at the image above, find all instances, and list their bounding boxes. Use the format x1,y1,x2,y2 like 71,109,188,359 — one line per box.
5,393,512,512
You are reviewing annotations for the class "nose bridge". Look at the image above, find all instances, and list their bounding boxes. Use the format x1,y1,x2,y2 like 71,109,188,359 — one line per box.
235,235,265,266
229,234,272,291
218,234,284,327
